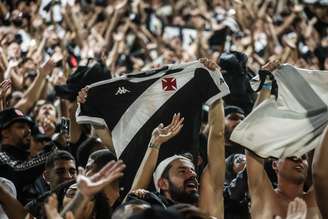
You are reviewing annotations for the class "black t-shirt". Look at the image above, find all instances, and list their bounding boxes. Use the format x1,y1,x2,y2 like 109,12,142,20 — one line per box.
0,144,54,203
77,61,230,194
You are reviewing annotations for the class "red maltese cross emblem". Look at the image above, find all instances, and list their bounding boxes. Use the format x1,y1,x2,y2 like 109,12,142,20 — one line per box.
162,77,177,91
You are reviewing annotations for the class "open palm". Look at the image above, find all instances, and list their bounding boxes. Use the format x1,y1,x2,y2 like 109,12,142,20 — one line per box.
286,198,307,219
77,160,126,197
151,113,184,146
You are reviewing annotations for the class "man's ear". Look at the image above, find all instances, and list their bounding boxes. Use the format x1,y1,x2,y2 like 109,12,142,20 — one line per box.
158,178,169,192
272,160,278,172
43,169,51,184
1,129,10,139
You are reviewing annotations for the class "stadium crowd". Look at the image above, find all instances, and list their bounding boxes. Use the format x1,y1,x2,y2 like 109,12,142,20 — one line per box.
0,0,327,218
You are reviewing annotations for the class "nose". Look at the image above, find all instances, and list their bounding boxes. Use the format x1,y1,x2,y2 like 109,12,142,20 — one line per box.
24,126,31,136
63,171,75,180
186,168,197,178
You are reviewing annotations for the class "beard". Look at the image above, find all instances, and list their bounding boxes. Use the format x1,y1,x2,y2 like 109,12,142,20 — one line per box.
20,140,30,151
168,179,199,205
19,135,31,151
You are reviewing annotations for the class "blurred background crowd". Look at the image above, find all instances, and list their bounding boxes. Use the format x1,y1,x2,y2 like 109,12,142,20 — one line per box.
0,0,327,117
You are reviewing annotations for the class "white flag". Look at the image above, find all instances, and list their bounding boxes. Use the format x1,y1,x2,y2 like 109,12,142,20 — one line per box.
230,64,328,158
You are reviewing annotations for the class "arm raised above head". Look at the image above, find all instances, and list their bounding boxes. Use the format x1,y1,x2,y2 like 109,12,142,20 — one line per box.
312,125,328,218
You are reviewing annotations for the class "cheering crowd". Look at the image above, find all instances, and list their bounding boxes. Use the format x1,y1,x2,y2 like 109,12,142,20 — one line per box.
0,0,327,218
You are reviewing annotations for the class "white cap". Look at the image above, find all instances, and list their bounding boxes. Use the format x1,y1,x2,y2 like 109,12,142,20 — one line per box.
153,155,189,192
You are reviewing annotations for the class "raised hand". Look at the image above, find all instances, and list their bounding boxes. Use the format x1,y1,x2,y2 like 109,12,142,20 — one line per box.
45,194,75,219
0,80,11,111
128,188,150,199
0,80,11,99
292,5,304,14
199,58,219,71
262,58,280,72
39,59,56,78
51,52,64,64
77,160,126,198
77,86,89,104
115,0,128,15
7,59,20,69
150,113,184,147
286,198,307,219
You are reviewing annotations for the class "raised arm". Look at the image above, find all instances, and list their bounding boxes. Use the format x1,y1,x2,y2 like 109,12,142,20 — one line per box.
128,114,184,195
0,80,11,111
312,125,328,217
246,59,280,209
194,58,225,218
15,58,55,113
199,98,225,219
245,150,273,198
254,59,280,108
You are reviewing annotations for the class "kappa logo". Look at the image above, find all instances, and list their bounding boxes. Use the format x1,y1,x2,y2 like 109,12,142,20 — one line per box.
115,86,130,95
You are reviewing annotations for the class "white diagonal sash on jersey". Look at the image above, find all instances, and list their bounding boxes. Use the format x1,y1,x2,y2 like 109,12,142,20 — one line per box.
230,64,328,158
112,62,228,157
76,61,230,158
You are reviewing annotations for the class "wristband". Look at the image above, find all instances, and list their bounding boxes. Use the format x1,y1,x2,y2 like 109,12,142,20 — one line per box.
262,82,272,90
149,142,161,149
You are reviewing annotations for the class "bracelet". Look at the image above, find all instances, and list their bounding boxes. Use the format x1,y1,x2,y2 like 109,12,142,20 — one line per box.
262,82,272,90
148,142,161,149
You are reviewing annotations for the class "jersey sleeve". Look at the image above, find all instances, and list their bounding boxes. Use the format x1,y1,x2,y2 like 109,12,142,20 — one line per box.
194,67,230,106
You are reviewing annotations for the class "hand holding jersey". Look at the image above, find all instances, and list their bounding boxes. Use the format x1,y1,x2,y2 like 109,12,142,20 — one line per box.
236,63,325,219
76,60,230,197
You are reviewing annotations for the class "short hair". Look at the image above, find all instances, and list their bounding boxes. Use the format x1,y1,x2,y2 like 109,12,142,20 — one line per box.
89,149,117,172
76,137,103,167
45,150,75,169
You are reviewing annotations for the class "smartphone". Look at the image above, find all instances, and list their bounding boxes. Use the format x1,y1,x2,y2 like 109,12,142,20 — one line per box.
60,117,70,134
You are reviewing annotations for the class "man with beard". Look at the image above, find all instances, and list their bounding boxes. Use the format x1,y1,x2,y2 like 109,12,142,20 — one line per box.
151,99,224,219
123,59,225,219
0,108,55,203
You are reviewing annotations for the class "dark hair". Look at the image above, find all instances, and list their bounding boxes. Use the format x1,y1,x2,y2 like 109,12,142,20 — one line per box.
93,192,112,219
89,149,117,172
45,150,75,169
76,137,104,167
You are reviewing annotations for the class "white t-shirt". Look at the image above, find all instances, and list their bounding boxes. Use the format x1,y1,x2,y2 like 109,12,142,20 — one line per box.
0,178,16,219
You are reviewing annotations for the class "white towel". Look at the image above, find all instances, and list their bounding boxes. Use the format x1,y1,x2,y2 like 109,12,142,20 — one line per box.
230,64,328,158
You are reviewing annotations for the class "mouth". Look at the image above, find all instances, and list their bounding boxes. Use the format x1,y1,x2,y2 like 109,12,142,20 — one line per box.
184,180,198,191
294,164,305,172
